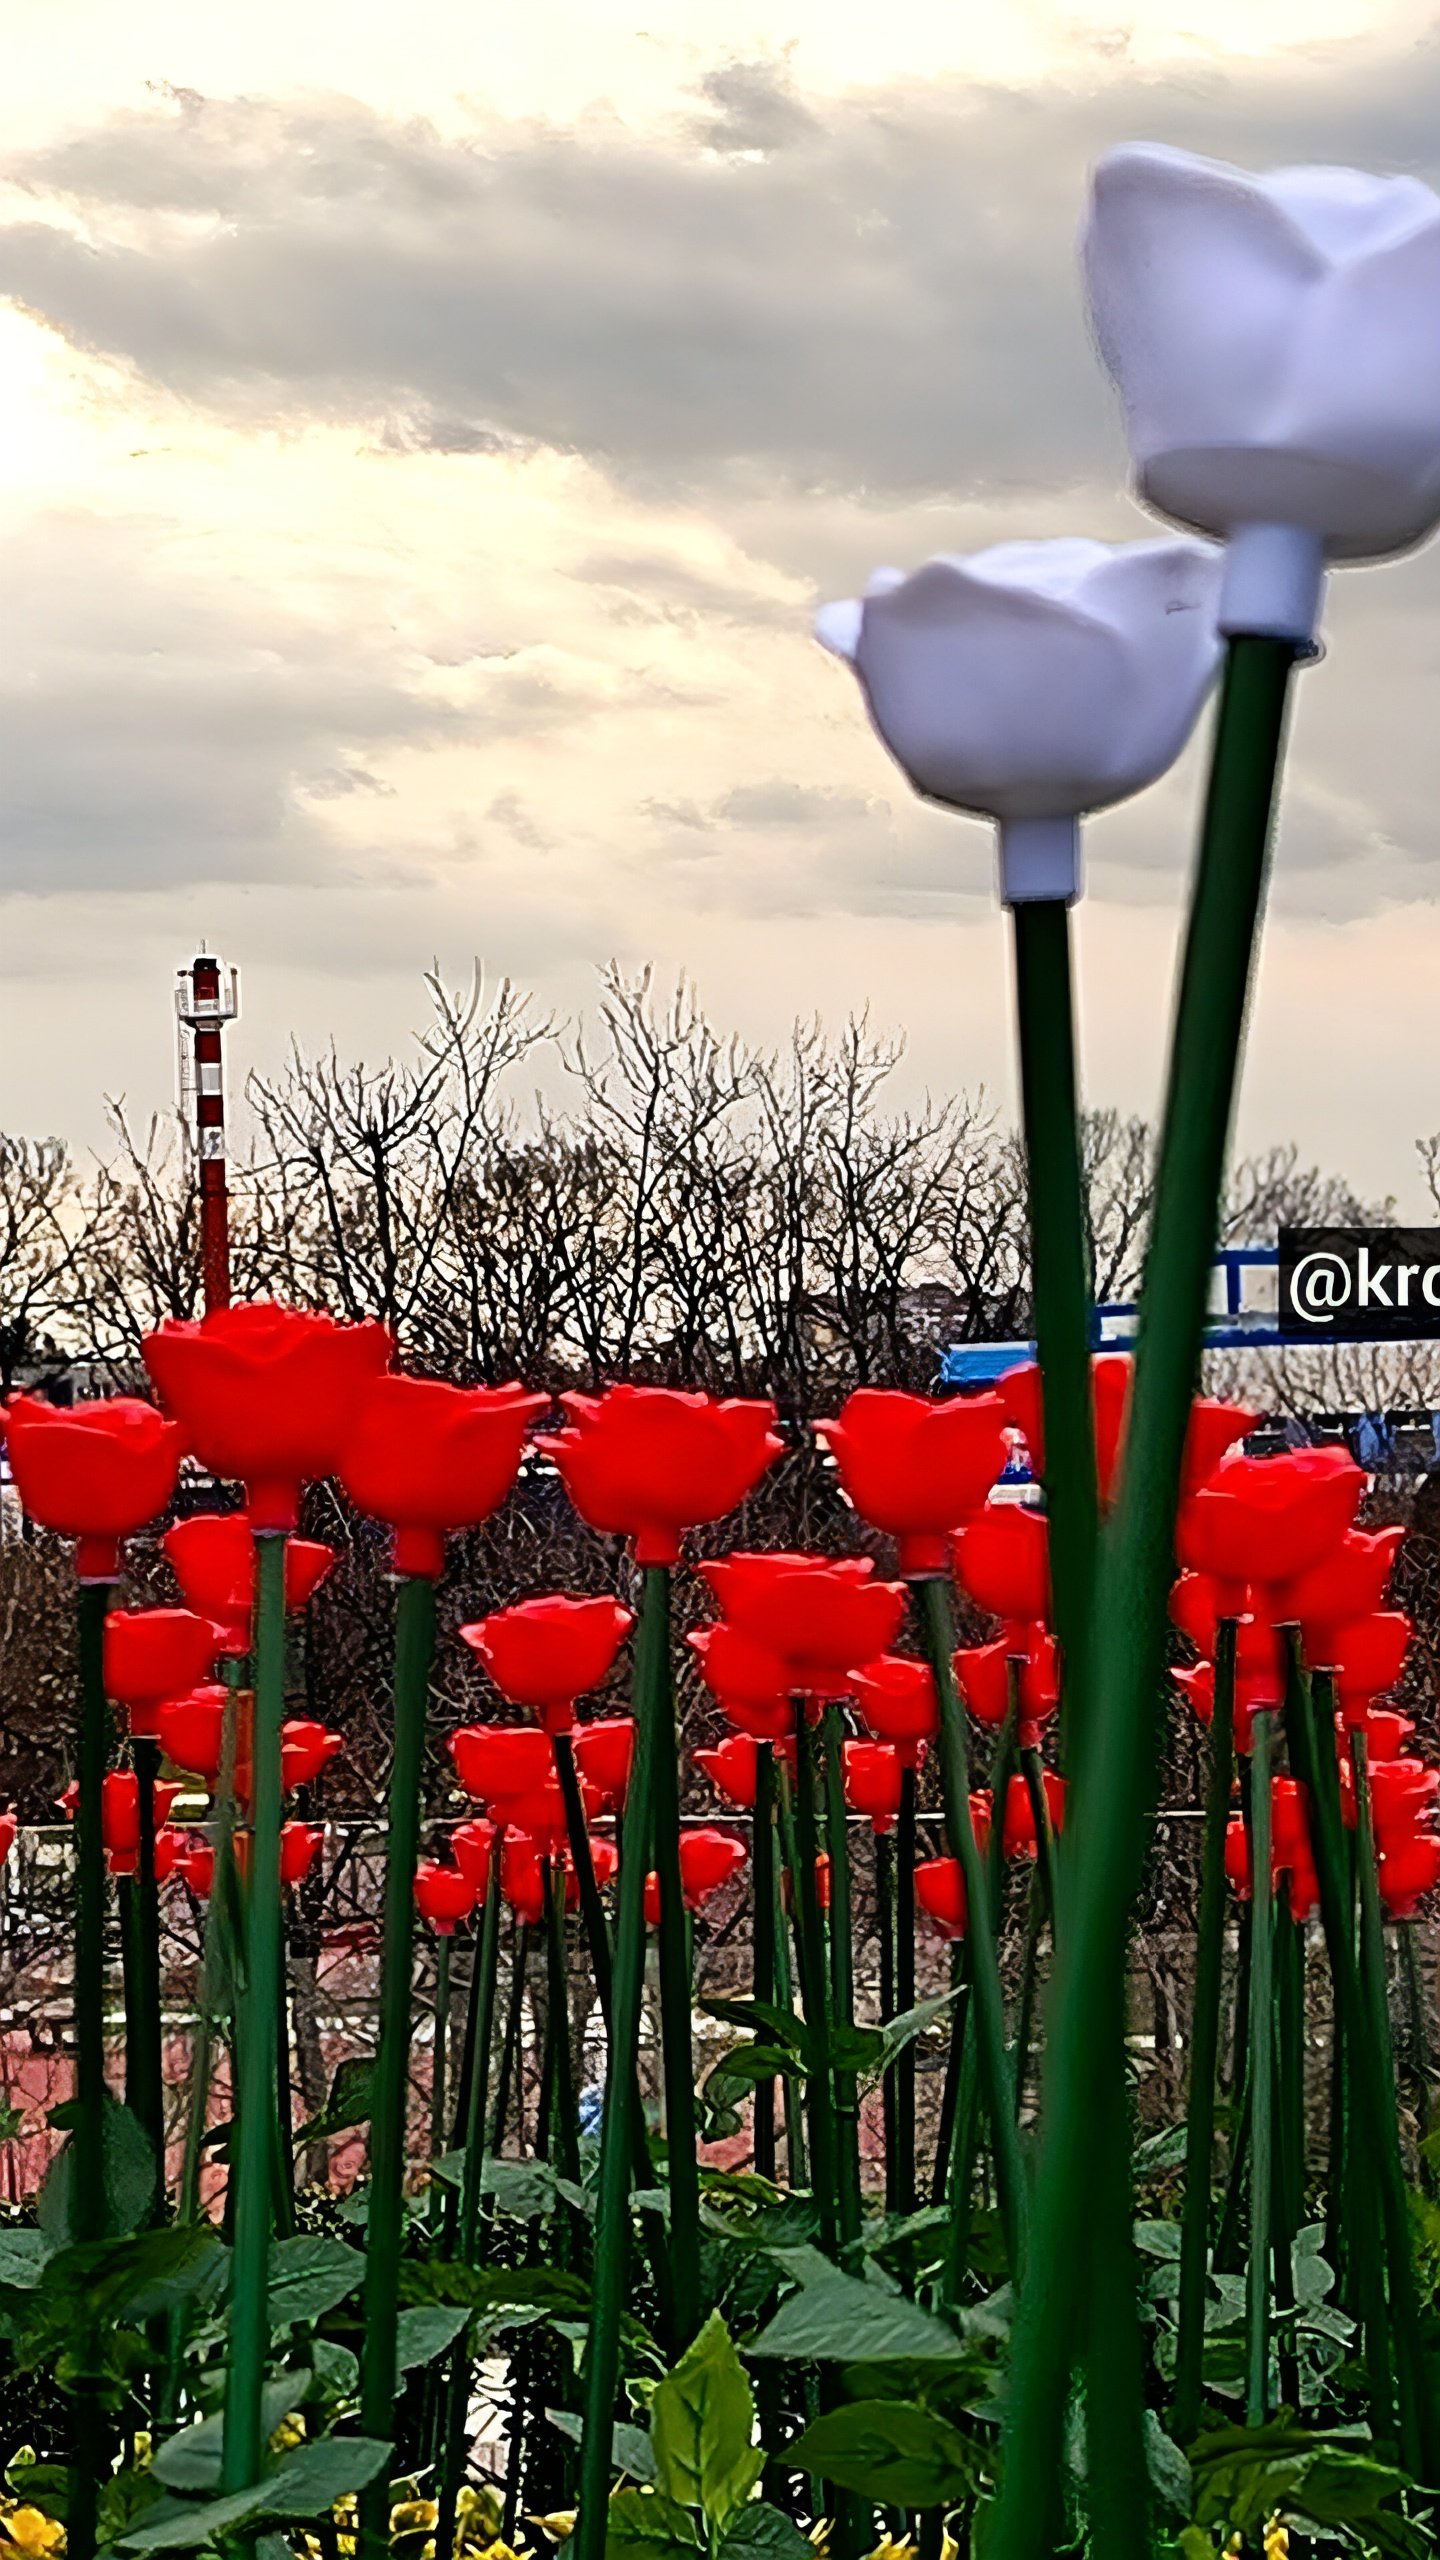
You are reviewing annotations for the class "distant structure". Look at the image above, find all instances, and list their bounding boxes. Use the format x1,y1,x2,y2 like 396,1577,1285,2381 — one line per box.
175,953,239,1314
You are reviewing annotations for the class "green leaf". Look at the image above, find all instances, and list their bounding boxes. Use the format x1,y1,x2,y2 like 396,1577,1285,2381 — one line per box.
47,2226,226,2328
651,2311,762,2529
787,2400,978,2508
715,2504,815,2560
875,1990,963,2077
1134,2125,1189,2176
749,2264,966,2366
308,2338,360,2404
395,2304,470,2373
264,2235,365,2331
1141,2413,1192,2521
545,2410,657,2486
481,2157,567,2220
699,1999,811,2058
152,2376,305,2491
0,2229,56,2289
293,2055,375,2145
121,2436,390,2548
604,2487,701,2560
39,2099,156,2242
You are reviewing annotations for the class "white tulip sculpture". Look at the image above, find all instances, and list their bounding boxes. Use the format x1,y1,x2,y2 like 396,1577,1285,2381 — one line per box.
1084,144,1440,644
996,144,1440,2560
816,534,1222,904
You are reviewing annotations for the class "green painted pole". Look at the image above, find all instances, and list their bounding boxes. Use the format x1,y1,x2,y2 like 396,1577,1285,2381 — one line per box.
876,1825,898,2208
573,1565,666,2560
895,1761,917,2211
1244,1711,1276,2429
993,637,1300,2553
752,1741,778,2182
133,1733,166,2200
771,1771,807,2185
357,1569,437,2559
221,1531,288,2492
821,1704,863,2260
791,1703,840,2261
915,1577,1026,2280
1009,895,1100,1767
1172,1619,1237,2438
69,1579,116,2559
640,1569,701,2341
436,1857,504,2556
544,1860,582,2188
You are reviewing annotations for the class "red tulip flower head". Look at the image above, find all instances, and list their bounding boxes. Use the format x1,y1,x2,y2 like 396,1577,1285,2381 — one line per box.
537,1386,782,1565
460,1593,634,1732
163,1510,335,1653
1266,1526,1405,1664
1000,1770,1066,1858
157,1687,228,1783
414,1861,479,1935
448,1724,553,1805
501,1835,617,1924
816,1389,1007,1575
143,1303,392,1531
279,1720,345,1789
0,1811,14,1867
698,1554,906,1697
1330,1613,1413,1721
451,1819,499,1894
60,1772,182,1876
645,1828,747,1922
848,1656,939,1764
953,1505,1051,1640
275,1823,324,1889
1177,1447,1364,1611
718,1696,798,1744
915,1857,968,1940
693,1731,795,1810
842,1739,912,1834
571,1717,636,1810
5,1395,183,1579
104,1608,222,1741
1000,1356,1254,1508
954,1632,1060,1749
689,1622,790,1712
490,1779,599,1854
339,1376,546,1577
1378,1834,1440,1919
1348,1706,1415,1762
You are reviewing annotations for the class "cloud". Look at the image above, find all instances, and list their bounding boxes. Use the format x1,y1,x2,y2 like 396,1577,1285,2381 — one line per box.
0,509,584,897
6,37,1440,513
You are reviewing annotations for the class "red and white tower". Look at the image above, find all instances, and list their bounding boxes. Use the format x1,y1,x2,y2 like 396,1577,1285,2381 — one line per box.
175,953,240,1314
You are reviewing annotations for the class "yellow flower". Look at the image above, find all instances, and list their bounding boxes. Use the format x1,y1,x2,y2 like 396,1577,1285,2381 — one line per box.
527,2514,576,2544
269,2413,307,2454
863,2540,916,2560
1262,2520,1289,2560
0,2511,67,2559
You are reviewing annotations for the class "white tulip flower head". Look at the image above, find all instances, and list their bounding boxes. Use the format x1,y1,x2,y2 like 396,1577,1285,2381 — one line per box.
816,536,1222,905
1084,144,1440,643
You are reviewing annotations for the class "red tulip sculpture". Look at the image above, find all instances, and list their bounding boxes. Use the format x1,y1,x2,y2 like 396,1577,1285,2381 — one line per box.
163,1510,336,1654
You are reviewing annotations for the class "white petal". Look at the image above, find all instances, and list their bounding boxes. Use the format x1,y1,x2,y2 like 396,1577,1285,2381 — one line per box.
814,598,863,661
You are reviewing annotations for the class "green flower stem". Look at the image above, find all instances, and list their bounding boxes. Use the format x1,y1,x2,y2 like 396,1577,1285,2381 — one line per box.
273,1948,296,2238
428,1934,453,2225
552,1729,614,2017
1172,1618,1238,2439
791,1703,841,2259
1284,1641,1412,2462
930,1942,969,2209
544,1860,582,2187
1352,1724,1423,2467
133,1733,166,2201
69,1579,116,2560
994,636,1300,2555
1018,1742,1057,1931
574,1563,667,2560
915,1577,1026,2281
640,1567,701,2341
821,1704,863,2261
492,1918,528,2156
770,1776,807,2185
221,1530,288,2494
1273,1910,1304,2413
1245,1710,1276,2430
1399,1922,1431,2127
1009,894,1100,1769
1011,1873,1045,2117
356,1568,437,2560
895,1762,917,2212
752,1741,778,2182
436,1855,504,2559
876,1826,899,2207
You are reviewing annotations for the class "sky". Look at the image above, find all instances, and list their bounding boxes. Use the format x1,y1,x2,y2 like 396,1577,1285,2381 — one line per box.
2,0,1439,1199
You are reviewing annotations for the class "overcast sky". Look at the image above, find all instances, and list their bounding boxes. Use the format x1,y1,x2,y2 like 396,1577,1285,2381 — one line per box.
2,0,1439,1198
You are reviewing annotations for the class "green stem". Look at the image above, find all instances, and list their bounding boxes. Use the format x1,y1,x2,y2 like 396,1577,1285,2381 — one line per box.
436,1857,504,2555
771,1776,807,2185
428,1934,453,2224
1273,1911,1303,2414
1353,1725,1421,2465
133,1734,166,2201
821,1705,863,2260
877,1826,898,2209
641,1569,701,2340
357,1569,437,2557
492,1921,528,2157
791,1705,840,2259
574,1566,666,2560
220,1530,288,2494
1012,1872,1045,2117
931,1943,970,2210
752,1742,778,2183
1245,1712,1276,2430
545,1860,582,2187
69,1580,115,2560
915,1577,1026,2280
895,1763,917,2213
1009,894,1100,1768
1172,1618,1237,2439
1018,1743,1057,1931
994,636,1300,2553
